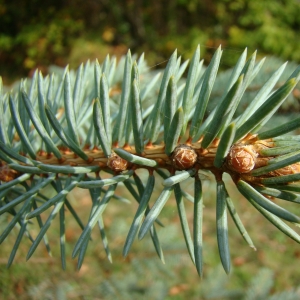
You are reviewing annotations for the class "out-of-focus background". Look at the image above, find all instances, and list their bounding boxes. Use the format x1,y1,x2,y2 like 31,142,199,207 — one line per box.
1,1,300,299
1,0,300,84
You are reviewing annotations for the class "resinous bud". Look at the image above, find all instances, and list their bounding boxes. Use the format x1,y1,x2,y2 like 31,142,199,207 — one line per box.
171,145,197,170
107,152,129,172
226,145,257,173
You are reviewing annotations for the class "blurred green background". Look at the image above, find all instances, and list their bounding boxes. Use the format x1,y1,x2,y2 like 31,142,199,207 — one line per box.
1,0,300,299
1,0,300,84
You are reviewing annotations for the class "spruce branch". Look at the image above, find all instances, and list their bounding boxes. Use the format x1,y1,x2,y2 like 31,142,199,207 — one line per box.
1,45,300,274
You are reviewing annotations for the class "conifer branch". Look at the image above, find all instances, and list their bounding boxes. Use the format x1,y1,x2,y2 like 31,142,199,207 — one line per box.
1,46,300,274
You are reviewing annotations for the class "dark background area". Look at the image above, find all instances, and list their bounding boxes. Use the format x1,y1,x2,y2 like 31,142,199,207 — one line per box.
0,0,300,84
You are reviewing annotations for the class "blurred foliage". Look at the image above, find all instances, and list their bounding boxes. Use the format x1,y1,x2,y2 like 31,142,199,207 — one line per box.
0,0,85,81
218,0,300,63
0,0,300,83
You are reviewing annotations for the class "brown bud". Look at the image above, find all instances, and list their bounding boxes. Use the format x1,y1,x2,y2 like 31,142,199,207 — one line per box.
227,145,257,173
171,145,197,170
107,152,129,172
272,163,300,177
0,165,19,182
